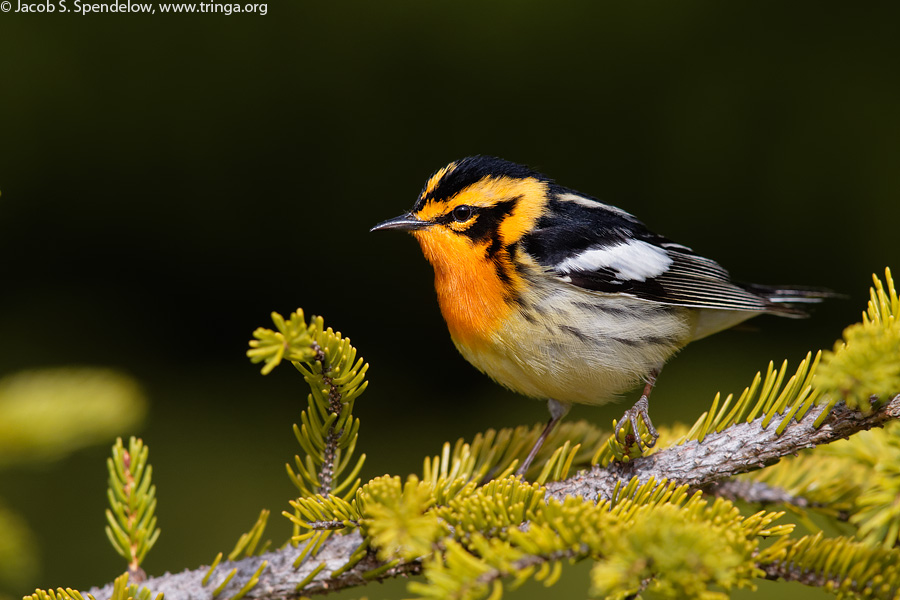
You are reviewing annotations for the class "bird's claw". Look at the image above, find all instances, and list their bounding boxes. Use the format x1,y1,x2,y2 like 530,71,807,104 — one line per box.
614,395,659,451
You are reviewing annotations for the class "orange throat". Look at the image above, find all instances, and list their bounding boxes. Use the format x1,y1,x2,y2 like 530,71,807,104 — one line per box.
413,229,517,348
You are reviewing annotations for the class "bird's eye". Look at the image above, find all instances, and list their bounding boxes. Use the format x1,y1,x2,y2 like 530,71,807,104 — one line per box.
452,205,474,222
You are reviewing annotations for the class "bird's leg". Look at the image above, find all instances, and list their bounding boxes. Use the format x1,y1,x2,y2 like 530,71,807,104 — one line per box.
614,369,660,451
517,399,571,477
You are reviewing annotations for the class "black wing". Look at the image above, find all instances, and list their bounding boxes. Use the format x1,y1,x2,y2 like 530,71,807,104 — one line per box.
520,187,819,315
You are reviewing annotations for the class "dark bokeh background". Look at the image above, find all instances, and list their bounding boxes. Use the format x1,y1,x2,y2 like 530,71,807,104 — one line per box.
1,1,898,597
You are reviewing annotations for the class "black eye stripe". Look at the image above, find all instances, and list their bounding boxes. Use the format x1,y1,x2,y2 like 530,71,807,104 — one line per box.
458,197,520,243
428,196,521,243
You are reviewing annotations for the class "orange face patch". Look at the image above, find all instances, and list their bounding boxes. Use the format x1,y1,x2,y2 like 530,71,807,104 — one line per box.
408,176,548,348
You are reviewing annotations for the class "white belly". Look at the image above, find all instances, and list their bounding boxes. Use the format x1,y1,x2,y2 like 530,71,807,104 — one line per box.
452,284,695,405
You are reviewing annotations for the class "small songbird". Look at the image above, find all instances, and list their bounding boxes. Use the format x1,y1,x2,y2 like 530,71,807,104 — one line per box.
372,156,828,475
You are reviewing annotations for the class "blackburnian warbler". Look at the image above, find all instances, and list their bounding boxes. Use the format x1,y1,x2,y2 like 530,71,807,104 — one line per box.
372,156,829,475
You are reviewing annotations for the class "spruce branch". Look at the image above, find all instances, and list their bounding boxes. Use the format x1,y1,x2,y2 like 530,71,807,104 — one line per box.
545,393,900,504
757,532,900,599
816,268,900,411
87,532,415,600
706,479,811,506
61,268,900,599
104,437,160,582
247,309,368,555
704,479,847,516
77,394,900,600
305,340,346,497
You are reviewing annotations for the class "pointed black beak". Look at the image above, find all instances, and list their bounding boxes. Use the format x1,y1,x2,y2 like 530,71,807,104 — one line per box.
370,213,429,232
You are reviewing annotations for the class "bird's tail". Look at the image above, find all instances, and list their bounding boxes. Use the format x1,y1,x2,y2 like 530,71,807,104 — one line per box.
740,283,839,318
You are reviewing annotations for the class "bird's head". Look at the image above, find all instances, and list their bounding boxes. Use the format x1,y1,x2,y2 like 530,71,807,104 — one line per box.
371,156,550,272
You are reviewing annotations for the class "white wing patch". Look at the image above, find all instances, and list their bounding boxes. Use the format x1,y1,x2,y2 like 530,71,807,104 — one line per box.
557,240,673,282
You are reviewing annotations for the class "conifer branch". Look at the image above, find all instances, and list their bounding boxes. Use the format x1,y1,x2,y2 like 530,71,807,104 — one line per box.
545,393,900,504
758,560,835,588
104,437,160,582
756,532,900,598
77,394,899,600
87,533,413,600
51,269,900,600
704,479,854,521
706,480,813,508
310,340,344,496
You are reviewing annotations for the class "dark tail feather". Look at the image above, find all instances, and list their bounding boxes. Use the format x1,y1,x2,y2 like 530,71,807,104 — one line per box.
740,283,840,318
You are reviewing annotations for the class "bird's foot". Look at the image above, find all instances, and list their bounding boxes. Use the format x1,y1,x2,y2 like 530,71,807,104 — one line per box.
614,395,659,452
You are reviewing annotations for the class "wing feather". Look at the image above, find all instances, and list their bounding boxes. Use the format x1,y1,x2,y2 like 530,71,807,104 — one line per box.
521,189,814,314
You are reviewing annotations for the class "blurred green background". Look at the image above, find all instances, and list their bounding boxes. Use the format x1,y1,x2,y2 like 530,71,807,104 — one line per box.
0,1,898,597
